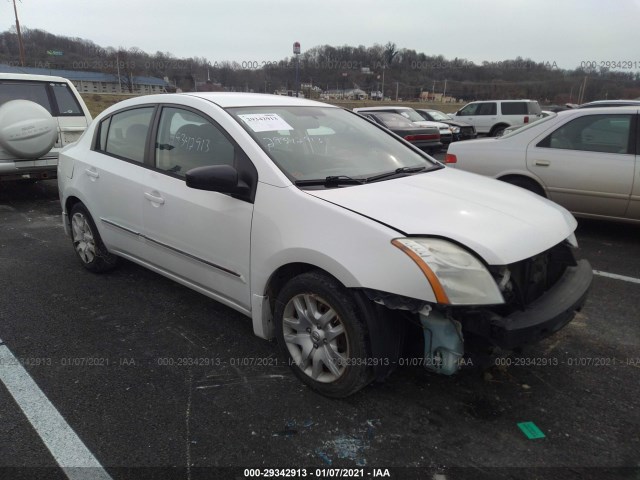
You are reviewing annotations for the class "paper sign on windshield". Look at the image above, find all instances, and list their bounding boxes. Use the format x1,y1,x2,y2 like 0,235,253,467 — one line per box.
238,113,294,132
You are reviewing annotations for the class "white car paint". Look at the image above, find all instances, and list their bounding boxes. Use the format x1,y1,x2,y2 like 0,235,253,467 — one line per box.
58,93,586,344
446,106,640,223
306,169,575,265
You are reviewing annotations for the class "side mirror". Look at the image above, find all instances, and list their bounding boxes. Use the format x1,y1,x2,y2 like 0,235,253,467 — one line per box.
186,165,250,196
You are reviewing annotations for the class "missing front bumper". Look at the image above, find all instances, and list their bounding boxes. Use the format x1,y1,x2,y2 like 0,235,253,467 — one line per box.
461,259,593,349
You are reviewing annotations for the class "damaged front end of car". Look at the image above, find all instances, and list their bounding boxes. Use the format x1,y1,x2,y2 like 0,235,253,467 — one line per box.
363,236,592,378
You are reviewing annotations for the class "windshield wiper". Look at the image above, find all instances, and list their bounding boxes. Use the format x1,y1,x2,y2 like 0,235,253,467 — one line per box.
294,166,435,187
294,175,365,187
365,165,429,183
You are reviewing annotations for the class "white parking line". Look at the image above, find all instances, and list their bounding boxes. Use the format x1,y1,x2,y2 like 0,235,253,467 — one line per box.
0,340,112,480
593,270,640,285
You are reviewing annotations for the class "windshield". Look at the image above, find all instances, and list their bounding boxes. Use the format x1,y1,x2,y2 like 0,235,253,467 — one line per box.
228,106,437,183
426,110,450,121
500,111,557,138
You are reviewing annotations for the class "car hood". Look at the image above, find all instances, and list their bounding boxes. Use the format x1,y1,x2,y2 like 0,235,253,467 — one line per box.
305,167,576,265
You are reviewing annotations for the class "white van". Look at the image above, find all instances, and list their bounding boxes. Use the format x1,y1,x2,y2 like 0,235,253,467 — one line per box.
0,73,92,181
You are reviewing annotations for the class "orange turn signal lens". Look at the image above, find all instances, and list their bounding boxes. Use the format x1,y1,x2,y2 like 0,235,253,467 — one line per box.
392,239,451,304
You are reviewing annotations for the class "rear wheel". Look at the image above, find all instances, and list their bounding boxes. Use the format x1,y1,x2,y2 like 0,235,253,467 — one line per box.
501,176,546,197
490,125,507,137
275,271,374,398
70,203,118,272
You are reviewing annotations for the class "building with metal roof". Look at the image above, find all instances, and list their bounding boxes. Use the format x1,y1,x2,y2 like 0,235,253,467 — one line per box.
0,63,170,95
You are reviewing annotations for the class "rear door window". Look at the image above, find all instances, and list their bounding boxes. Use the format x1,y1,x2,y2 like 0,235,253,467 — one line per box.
538,114,632,154
101,107,155,163
476,102,497,115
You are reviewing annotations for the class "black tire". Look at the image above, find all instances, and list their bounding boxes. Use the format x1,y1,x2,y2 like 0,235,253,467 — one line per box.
501,176,546,197
274,271,374,398
490,125,507,137
69,203,118,273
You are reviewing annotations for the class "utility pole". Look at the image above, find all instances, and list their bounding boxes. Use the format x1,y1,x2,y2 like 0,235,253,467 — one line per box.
13,0,26,67
380,65,385,101
443,79,447,102
293,41,301,97
395,82,399,101
579,76,588,104
116,52,122,93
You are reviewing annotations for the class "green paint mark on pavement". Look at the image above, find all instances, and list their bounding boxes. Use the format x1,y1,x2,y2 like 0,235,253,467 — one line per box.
517,421,545,439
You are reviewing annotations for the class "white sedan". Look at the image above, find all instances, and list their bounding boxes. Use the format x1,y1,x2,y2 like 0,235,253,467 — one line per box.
446,106,640,223
58,93,592,397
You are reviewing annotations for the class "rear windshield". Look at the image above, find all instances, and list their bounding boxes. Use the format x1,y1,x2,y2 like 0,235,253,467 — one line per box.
424,110,450,121
0,81,83,116
0,82,52,113
374,112,415,128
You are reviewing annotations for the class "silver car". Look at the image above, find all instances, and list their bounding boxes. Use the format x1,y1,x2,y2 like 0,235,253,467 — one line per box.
445,106,640,224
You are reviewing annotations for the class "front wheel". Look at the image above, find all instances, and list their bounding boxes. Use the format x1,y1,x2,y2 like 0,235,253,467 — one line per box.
501,176,546,197
275,271,374,398
69,203,118,273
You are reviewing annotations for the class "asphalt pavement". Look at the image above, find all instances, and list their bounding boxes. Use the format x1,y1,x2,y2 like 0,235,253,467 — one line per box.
0,179,638,480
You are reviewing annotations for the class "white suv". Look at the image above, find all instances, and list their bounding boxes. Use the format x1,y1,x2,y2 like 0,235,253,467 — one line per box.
450,100,543,136
0,73,92,181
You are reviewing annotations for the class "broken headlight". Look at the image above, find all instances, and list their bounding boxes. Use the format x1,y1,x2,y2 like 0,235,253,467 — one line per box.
392,238,504,305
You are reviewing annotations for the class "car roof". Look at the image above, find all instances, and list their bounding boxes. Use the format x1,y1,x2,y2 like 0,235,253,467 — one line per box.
467,99,537,103
0,72,74,83
353,106,413,112
578,100,640,108
364,111,407,119
184,92,331,108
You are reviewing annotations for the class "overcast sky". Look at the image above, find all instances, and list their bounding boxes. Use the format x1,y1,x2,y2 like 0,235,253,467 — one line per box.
3,0,640,70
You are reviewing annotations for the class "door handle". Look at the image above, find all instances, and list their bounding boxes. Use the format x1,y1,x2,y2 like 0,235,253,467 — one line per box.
144,192,165,205
535,160,551,167
85,168,99,179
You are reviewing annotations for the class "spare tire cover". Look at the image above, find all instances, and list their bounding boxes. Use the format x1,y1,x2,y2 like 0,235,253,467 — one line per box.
0,100,58,159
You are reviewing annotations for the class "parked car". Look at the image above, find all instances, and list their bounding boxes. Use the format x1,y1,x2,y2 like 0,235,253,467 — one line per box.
353,106,453,147
58,93,592,397
446,106,639,223
449,99,543,137
578,99,640,108
413,108,477,141
0,73,92,181
357,111,441,153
